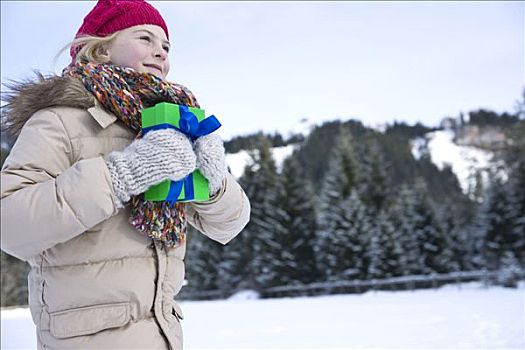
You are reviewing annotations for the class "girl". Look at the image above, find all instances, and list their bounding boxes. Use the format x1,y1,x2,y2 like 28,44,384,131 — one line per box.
0,0,250,349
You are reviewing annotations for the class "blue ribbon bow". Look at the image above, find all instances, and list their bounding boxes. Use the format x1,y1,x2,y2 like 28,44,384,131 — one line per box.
142,105,221,142
179,105,221,141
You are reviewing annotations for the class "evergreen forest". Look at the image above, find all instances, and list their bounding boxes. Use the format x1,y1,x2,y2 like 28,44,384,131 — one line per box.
1,107,524,306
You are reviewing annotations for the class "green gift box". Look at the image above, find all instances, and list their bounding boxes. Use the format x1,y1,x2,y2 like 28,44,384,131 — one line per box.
141,102,210,203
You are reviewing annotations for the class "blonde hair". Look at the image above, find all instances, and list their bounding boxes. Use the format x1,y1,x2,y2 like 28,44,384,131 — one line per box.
54,31,121,66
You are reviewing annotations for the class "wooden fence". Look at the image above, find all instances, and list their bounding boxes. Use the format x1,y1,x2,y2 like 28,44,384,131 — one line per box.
178,269,525,301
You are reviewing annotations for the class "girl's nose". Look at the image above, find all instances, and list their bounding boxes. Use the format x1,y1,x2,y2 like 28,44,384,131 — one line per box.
153,45,167,60
154,51,167,60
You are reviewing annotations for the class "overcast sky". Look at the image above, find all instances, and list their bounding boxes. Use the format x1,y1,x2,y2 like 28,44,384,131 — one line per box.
1,1,523,139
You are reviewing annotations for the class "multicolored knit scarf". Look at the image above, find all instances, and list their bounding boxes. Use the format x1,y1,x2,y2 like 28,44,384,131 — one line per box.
62,61,200,248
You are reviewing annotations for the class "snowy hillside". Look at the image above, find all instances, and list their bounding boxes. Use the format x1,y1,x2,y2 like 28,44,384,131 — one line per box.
224,116,316,179
228,126,501,195
411,129,497,198
2,283,523,349
226,144,297,179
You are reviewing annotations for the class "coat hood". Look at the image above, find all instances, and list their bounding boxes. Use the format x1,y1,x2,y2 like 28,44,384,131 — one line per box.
1,73,95,138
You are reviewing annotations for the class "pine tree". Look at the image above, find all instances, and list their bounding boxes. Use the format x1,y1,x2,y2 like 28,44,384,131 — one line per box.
478,173,514,270
0,148,30,307
216,229,249,296
240,137,288,290
218,148,260,292
317,190,370,281
315,126,361,281
358,139,389,212
184,227,223,294
392,180,449,275
367,210,404,279
366,226,383,280
338,127,360,197
436,204,469,272
496,251,522,288
391,185,424,275
415,190,452,274
278,155,319,285
473,153,525,272
342,190,372,280
503,154,525,266
1,251,29,307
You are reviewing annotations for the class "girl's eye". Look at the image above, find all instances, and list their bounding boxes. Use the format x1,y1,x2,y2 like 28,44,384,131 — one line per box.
163,46,170,53
140,36,151,42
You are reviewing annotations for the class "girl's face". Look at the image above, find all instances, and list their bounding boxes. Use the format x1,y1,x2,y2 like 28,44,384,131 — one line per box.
106,24,171,79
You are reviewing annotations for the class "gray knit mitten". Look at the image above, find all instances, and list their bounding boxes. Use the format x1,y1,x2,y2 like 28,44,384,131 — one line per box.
106,129,196,207
194,133,228,196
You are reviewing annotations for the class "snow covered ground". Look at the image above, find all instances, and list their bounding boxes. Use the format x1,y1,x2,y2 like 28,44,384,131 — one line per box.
2,283,523,349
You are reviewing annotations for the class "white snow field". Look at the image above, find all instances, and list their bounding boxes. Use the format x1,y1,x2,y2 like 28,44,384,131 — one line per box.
1,283,523,349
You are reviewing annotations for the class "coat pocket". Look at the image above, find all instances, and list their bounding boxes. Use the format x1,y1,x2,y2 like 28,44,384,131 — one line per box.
50,302,131,339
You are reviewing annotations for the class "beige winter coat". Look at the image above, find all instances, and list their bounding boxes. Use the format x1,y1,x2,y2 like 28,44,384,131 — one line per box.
0,77,250,349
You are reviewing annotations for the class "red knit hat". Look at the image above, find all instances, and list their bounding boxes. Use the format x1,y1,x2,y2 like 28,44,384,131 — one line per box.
70,0,169,60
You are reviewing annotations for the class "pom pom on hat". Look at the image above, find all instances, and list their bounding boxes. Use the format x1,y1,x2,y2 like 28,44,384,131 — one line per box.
70,0,168,60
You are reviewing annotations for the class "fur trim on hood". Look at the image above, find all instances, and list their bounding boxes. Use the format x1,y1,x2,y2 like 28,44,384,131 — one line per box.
1,72,95,138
